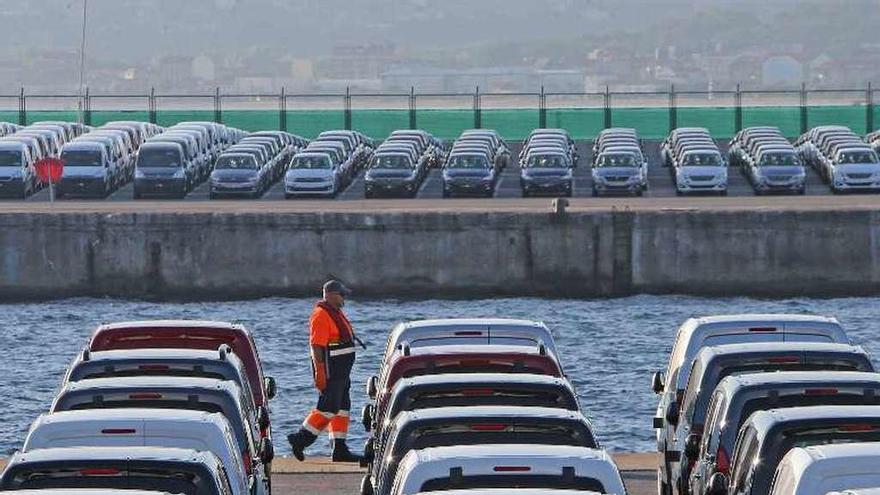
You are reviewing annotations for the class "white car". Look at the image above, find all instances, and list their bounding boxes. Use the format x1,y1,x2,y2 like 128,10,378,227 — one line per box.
652,314,850,495
22,408,256,495
284,151,342,198
389,444,626,495
769,443,880,495
672,148,728,195
825,146,880,192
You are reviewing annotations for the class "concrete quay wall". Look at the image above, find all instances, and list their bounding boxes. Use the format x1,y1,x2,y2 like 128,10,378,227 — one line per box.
1,207,878,300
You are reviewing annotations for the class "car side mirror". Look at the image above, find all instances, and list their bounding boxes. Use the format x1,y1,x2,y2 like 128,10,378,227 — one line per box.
256,405,270,430
685,433,701,458
259,437,274,464
361,403,374,432
652,372,665,394
367,375,378,399
264,376,277,400
707,472,729,495
666,401,680,426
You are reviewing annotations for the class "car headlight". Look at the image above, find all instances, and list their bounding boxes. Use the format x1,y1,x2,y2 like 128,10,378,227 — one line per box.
172,169,186,179
134,169,145,179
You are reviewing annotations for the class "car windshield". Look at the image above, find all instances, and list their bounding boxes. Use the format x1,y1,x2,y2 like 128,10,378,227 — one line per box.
291,155,332,169
447,155,489,169
683,153,723,166
61,150,103,167
527,154,566,168
759,153,800,166
372,155,412,169
138,148,182,168
839,150,879,164
597,153,637,167
0,150,22,166
215,155,257,170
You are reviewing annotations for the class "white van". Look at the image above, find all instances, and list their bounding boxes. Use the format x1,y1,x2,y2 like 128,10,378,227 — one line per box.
389,444,626,495
653,314,850,495
23,408,256,495
769,443,880,495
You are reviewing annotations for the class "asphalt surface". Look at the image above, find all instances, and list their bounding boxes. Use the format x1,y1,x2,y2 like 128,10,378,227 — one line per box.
12,139,848,208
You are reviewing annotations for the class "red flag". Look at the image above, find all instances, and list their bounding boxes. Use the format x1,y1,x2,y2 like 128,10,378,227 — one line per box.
35,158,64,184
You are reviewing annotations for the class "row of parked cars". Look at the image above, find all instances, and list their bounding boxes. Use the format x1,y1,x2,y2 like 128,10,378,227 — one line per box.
794,126,880,193
653,314,880,495
662,128,729,196
0,320,278,495
358,318,627,495
0,120,89,198
518,128,576,197
439,129,510,198
590,128,649,197
728,127,806,195
283,130,374,198
361,129,438,198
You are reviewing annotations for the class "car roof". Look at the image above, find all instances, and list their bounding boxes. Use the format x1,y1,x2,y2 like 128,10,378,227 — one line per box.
408,344,545,357
396,405,581,423
416,444,609,463
0,141,27,150
2,490,177,495
9,446,215,464
77,347,239,363
392,372,570,388
62,141,103,151
718,370,880,391
695,341,864,360
95,320,245,331
138,142,182,151
748,405,880,435
59,375,238,392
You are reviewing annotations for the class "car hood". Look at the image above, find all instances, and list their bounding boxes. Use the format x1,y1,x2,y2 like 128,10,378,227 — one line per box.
679,166,727,176
0,166,22,179
834,163,880,174
523,167,570,177
286,168,335,180
755,165,804,176
367,169,415,179
445,168,491,178
212,169,258,180
63,166,106,178
137,167,183,178
593,166,640,177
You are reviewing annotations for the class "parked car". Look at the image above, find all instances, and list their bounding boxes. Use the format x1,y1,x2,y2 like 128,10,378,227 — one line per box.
743,146,806,195
591,150,646,196
133,141,191,199
0,140,38,198
710,406,880,495
50,376,272,482
284,151,343,198
86,320,277,437
57,141,116,198
364,406,599,495
653,314,850,495
0,447,233,495
209,152,269,198
389,445,625,495
520,150,573,197
689,371,880,495
767,443,880,495
22,408,256,495
442,152,496,198
665,342,873,495
365,152,423,198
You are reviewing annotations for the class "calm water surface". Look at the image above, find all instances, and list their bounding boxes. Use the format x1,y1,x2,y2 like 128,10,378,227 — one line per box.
1,295,878,456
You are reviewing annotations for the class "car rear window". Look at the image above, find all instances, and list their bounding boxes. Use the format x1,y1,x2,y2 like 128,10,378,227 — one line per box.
138,148,182,168
403,387,575,412
71,364,229,382
3,463,216,495
407,422,596,451
420,474,604,492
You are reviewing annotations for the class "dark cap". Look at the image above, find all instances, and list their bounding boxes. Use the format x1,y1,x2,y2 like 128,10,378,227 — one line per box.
323,279,352,297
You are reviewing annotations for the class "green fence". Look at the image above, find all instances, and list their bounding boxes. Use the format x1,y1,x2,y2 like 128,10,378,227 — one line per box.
3,88,878,141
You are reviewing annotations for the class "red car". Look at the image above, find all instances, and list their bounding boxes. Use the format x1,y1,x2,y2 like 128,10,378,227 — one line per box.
88,320,276,438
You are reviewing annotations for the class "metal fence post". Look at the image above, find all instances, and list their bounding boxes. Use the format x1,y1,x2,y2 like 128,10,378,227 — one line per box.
603,86,612,129
279,87,287,131
668,84,677,132
83,86,92,126
867,82,874,134
474,86,481,129
539,86,547,128
734,83,743,133
148,87,157,124
18,87,25,126
214,87,222,123
344,86,352,130
800,83,808,134
409,86,416,129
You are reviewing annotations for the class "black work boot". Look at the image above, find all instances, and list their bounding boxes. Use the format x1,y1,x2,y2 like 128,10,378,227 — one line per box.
331,438,362,463
287,429,316,462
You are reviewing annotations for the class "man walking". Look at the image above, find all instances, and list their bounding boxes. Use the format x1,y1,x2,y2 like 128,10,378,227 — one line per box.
288,279,362,462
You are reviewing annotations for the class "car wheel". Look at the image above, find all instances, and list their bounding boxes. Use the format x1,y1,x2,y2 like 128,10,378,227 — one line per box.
675,189,683,196
658,470,671,495
799,187,806,195
359,476,374,495
364,190,372,199
284,193,293,200
209,192,217,200
720,190,728,196
565,187,573,198
591,187,599,197
133,191,141,200
442,189,450,198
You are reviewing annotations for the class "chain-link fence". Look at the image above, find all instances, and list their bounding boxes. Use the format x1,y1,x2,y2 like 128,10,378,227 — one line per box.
4,85,878,141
